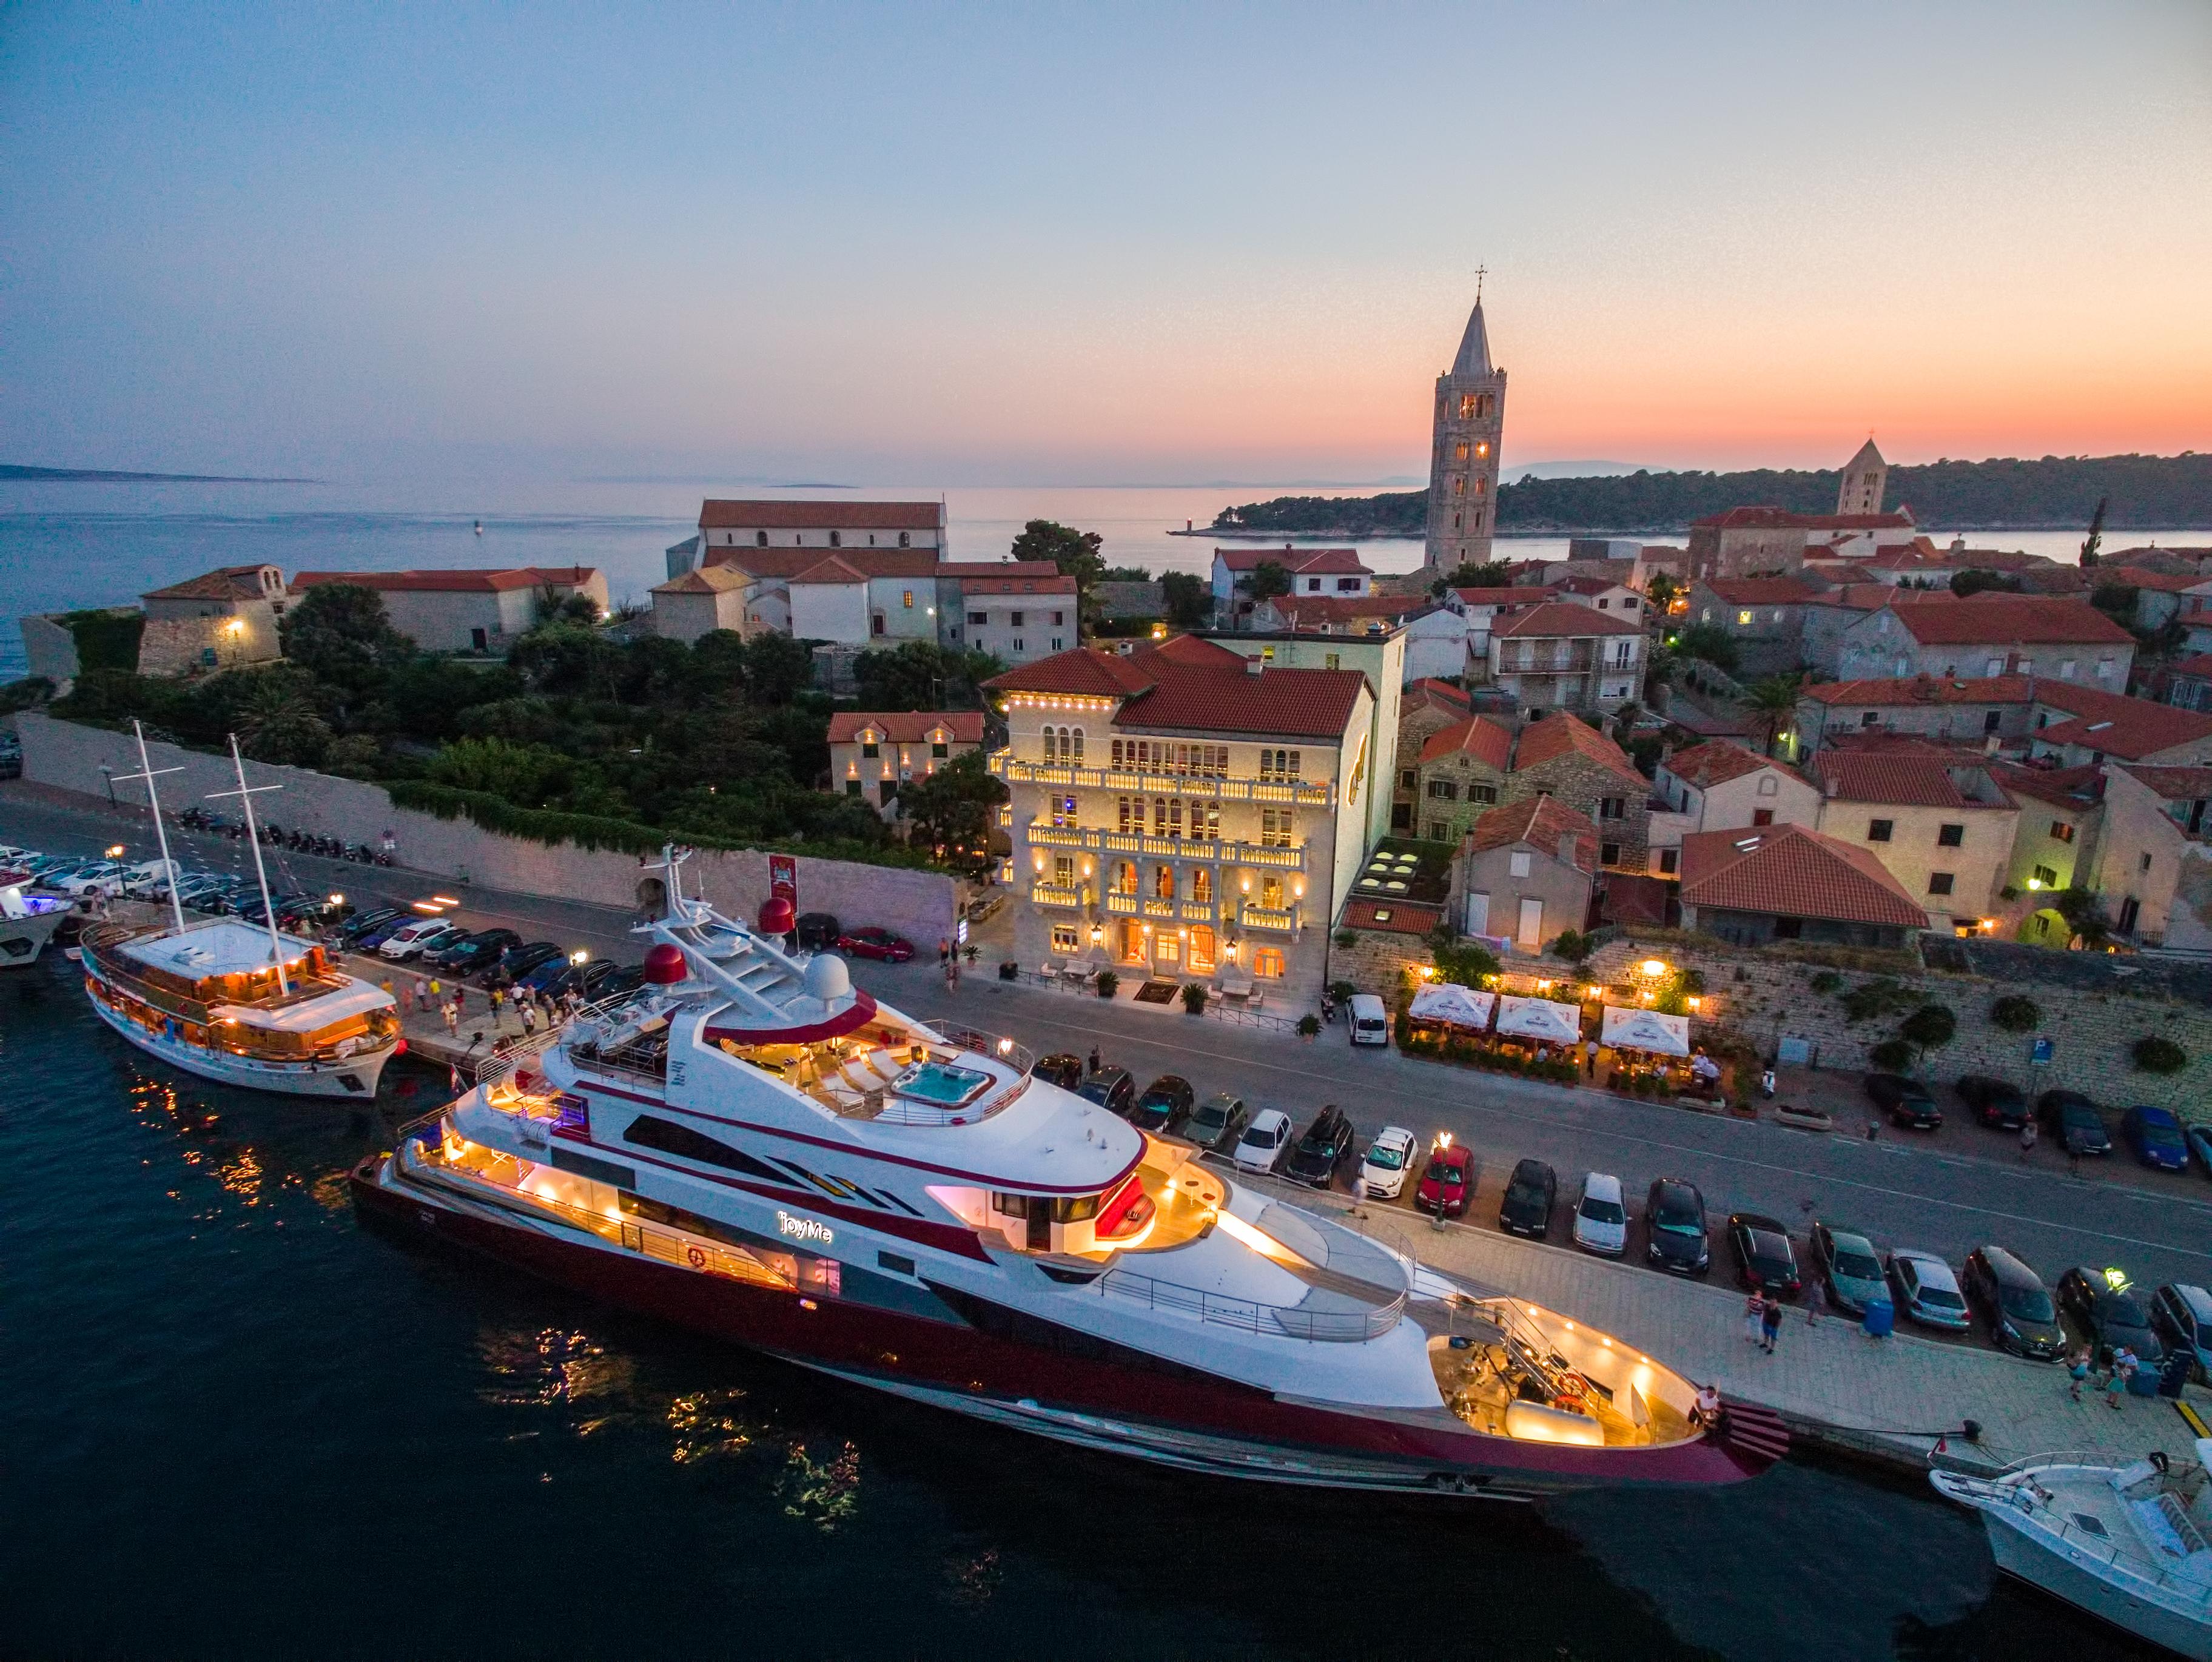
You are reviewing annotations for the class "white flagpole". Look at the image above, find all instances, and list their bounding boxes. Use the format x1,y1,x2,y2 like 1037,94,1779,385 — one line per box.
118,720,189,935
206,736,289,994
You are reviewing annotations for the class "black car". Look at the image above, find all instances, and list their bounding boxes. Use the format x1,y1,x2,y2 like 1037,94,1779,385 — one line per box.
1726,1212,1802,1298
1498,1158,1556,1239
338,906,407,945
1035,1053,1085,1090
2037,1091,2111,1155
1285,1105,1357,1188
598,963,647,998
1187,1093,1248,1152
435,928,521,974
1866,1073,1941,1130
1644,1178,1711,1275
795,911,841,951
2056,1266,2164,1367
354,913,419,951
486,940,562,988
1956,1075,2028,1130
1962,1246,2066,1360
1077,1067,1135,1119
1129,1074,1195,1135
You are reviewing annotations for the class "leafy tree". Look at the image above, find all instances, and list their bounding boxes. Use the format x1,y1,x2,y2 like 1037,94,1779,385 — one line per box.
279,584,412,703
2080,495,2107,568
1868,1037,1914,1071
1160,570,1211,628
1900,1002,1957,1061
508,620,616,697
382,657,521,742
1645,572,1679,612
742,632,817,705
2090,580,2139,623
1990,996,2040,1031
1843,977,1917,1024
1431,939,1501,985
2132,1036,2187,1074
2052,886,2109,948
427,735,578,807
1949,569,2022,597
322,733,384,777
684,629,750,700
1442,560,1513,590
1742,672,1803,756
898,749,1007,877
1550,929,1592,965
235,671,332,767
1010,519,1107,618
854,640,998,711
1674,623,1740,676
536,588,601,626
1238,560,1293,603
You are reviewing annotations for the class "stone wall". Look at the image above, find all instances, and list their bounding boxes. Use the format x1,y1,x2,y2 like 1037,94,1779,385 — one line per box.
1329,928,1433,997
15,713,960,947
1584,933,2212,1117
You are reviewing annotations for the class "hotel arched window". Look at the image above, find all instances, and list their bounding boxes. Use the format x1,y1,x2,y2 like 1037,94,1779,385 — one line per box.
1253,947,1285,978
755,531,768,547
1189,925,1217,972
898,531,911,548
1153,797,1169,835
1191,868,1212,903
830,531,842,548
1154,864,1175,899
1114,860,1137,894
1260,876,1283,910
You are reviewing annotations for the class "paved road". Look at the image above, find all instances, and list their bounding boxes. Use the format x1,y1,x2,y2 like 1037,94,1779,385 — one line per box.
12,783,2212,1307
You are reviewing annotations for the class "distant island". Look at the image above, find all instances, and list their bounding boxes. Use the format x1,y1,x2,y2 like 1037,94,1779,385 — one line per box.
0,463,314,483
1206,452,2212,537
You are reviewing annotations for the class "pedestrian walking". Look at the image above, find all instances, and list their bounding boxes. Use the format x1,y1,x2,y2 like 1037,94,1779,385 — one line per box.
1583,1039,1598,1078
938,937,950,967
442,1000,459,1037
2019,1119,2037,1158
1088,1046,1101,1075
489,985,504,1027
1804,1279,1825,1327
2105,1364,2128,1410
1743,1292,1766,1344
2067,1347,2092,1402
414,977,430,1014
1760,1296,1784,1354
452,983,467,1017
520,999,537,1037
428,977,443,1008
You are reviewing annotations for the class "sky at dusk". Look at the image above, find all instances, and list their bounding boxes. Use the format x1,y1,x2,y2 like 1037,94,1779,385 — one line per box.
4,2,2209,485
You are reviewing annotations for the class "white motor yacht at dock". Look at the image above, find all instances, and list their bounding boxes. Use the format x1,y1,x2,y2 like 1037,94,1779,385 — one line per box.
0,870,72,967
353,849,1784,1497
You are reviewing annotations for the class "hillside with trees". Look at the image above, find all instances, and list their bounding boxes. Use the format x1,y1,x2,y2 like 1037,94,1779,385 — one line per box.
1209,452,2212,537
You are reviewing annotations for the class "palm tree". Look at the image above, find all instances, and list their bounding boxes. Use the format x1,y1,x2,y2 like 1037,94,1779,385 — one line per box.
1742,672,1803,757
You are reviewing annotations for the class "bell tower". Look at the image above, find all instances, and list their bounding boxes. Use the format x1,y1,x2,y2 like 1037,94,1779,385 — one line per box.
1838,438,1888,516
1424,277,1508,574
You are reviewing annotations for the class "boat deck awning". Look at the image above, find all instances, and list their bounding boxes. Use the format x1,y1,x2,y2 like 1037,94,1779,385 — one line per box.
210,979,394,1031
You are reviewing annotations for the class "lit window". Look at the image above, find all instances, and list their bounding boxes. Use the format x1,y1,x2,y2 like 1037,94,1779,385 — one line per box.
1254,947,1285,977
1051,923,1079,952
903,590,914,609
1736,611,1753,626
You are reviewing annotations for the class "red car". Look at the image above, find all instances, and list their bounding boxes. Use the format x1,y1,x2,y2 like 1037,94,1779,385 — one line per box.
1416,1135,1474,1217
836,926,915,962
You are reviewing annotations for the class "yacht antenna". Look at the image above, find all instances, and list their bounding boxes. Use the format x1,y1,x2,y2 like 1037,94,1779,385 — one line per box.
206,736,289,994
116,719,189,934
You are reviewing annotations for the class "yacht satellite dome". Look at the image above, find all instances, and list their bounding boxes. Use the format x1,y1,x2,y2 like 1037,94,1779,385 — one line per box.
803,953,850,1003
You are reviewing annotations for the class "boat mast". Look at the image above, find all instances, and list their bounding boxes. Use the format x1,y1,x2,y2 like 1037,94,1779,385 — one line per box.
119,719,189,935
206,735,289,995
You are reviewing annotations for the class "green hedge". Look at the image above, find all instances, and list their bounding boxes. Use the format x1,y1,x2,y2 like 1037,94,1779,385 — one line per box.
60,609,146,673
387,779,936,870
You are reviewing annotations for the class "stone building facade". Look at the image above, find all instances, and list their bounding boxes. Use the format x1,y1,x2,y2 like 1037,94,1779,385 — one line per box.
136,565,286,677
1422,295,1507,573
1412,714,1514,844
1504,713,1653,871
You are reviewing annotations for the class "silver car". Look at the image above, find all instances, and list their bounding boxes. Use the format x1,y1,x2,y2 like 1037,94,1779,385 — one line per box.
1886,1250,1970,1332
1812,1222,1888,1316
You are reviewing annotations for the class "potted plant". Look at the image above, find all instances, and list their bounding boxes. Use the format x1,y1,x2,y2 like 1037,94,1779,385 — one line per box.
1181,982,1208,1015
1094,970,1119,999
1297,1014,1321,1039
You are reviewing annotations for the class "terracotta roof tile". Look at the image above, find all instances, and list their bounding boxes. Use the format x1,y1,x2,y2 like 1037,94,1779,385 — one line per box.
2030,683,2212,759
1339,899,1443,936
933,561,1061,579
960,572,1078,595
986,642,1366,739
2107,568,2211,594
1691,506,1915,531
1662,740,1784,789
827,711,986,745
1407,677,1473,711
2166,654,2212,680
651,564,751,595
1449,586,1541,606
293,565,597,595
1679,825,1927,930
699,500,943,531
1491,601,1642,638
1696,577,1820,606
1213,546,1370,575
1804,673,2034,708
1805,582,1960,612
1889,594,2134,646
1987,760,2103,810
1420,714,1514,768
2117,764,2212,800
1465,794,1598,872
1809,748,2006,809
1511,711,1646,784
146,564,280,601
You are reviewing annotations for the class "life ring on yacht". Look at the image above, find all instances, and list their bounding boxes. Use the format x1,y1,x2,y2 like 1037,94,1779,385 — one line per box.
1553,1372,1591,1406
685,1245,707,1269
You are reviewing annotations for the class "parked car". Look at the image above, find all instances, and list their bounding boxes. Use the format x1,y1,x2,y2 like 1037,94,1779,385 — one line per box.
1186,1092,1249,1153
1572,1173,1628,1257
2037,1090,2111,1155
435,928,522,975
1285,1105,1357,1188
2055,1266,2165,1367
1643,1178,1710,1275
2150,1284,2212,1384
355,913,422,951
173,876,237,911
597,963,646,999
1232,1108,1293,1173
1887,1250,1971,1332
1727,1213,1802,1297
1129,1074,1195,1136
837,926,915,962
1034,1052,1085,1091
1076,1066,1135,1119
2120,1105,2190,1172
42,860,136,899
1497,1158,1556,1238
1865,1073,1941,1130
1416,1136,1476,1218
1347,993,1390,1047
121,859,181,899
487,940,562,987
1809,1222,1888,1317
2191,1123,2212,1180
794,911,841,950
382,919,468,962
1962,1246,2066,1359
1955,1075,2028,1130
1357,1126,1417,1200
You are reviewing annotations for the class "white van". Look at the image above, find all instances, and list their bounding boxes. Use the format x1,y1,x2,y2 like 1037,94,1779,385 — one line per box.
1348,994,1391,1047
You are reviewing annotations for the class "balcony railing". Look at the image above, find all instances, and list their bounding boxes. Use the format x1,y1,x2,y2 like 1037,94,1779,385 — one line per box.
1029,882,1086,910
1103,892,1138,915
990,753,1332,807
1020,820,1305,872
1239,904,1297,933
1141,897,1175,919
1178,900,1219,923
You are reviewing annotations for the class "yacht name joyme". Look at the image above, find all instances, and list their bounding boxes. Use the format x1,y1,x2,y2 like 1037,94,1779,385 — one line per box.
353,848,1785,1498
78,728,402,1099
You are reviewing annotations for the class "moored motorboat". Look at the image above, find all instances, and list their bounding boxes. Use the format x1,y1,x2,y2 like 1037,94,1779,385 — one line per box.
1932,1444,2212,1658
351,849,1783,1498
0,871,72,967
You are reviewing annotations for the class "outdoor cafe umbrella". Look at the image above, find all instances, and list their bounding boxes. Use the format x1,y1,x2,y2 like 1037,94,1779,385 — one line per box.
1600,1005,1691,1057
1408,982,1495,1030
1493,994,1582,1045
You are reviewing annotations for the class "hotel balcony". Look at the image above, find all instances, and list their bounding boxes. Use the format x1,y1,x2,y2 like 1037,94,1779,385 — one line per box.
990,752,1333,808
1103,892,1139,916
1021,820,1305,872
1238,903,1297,933
1029,882,1088,910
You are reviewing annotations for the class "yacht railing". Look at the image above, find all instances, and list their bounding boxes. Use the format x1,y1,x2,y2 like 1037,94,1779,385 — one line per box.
1938,1467,2212,1606
1089,1262,1406,1342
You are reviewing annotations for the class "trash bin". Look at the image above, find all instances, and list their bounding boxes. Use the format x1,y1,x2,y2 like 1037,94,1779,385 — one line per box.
1863,1297,1895,1339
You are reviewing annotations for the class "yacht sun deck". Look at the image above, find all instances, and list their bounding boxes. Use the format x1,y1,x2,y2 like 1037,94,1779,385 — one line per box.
1420,1294,1697,1450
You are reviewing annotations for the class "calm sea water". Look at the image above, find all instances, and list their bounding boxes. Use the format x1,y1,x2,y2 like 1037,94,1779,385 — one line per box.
8,475,2199,679
0,955,2160,1661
